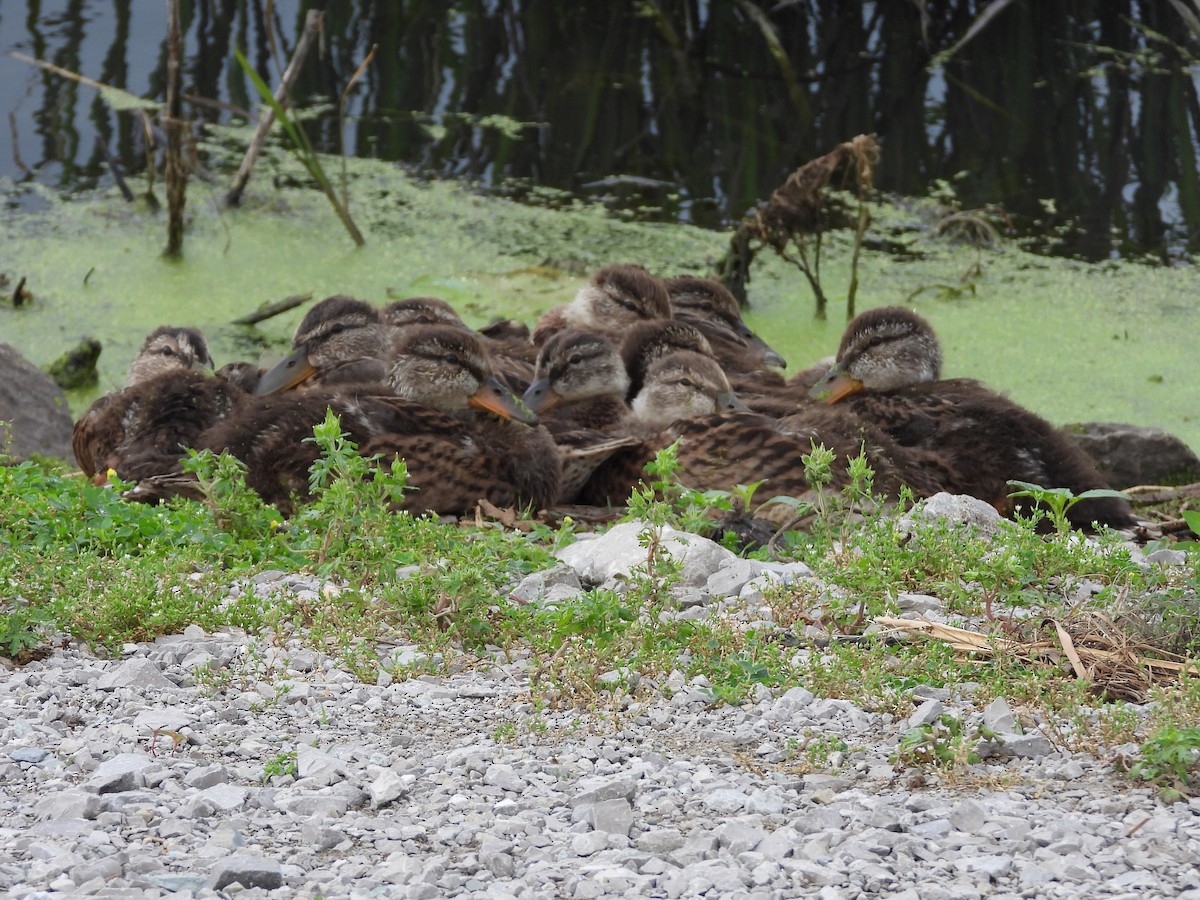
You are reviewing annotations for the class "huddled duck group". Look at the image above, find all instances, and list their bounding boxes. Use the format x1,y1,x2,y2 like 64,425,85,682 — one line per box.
72,263,1134,530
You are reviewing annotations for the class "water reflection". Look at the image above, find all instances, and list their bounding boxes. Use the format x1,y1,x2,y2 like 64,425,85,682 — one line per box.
2,0,1198,260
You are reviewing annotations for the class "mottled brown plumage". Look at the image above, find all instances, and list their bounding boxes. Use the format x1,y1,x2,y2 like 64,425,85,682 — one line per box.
360,326,561,515
72,326,238,484
619,319,715,401
532,263,672,346
581,347,943,516
201,326,561,516
665,275,787,375
812,306,1134,529
523,330,631,430
382,295,534,392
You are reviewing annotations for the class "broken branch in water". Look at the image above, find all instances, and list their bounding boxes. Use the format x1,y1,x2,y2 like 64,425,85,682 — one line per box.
163,0,186,258
224,9,323,209
232,293,313,326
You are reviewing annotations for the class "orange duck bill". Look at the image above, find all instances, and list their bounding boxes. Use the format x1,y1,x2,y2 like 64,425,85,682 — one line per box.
469,375,540,424
254,349,318,395
807,365,865,404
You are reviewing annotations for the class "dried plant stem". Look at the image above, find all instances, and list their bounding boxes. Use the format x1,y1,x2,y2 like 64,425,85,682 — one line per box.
225,10,323,208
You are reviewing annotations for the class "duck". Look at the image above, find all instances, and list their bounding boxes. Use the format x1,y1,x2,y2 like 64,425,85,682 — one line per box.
518,329,646,503
578,350,745,506
532,263,672,346
72,326,244,485
619,318,716,401
522,330,631,430
809,306,1135,529
381,295,535,393
358,326,562,515
660,273,848,417
198,326,562,517
665,275,787,374
380,295,464,328
254,295,390,394
581,349,944,521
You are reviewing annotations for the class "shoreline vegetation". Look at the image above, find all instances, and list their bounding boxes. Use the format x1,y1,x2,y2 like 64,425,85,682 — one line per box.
1,429,1199,800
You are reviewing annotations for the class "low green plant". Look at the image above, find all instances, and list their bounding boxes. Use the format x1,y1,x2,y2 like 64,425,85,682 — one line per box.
701,652,776,705
262,749,298,781
0,604,54,657
893,713,982,770
290,411,411,572
1006,480,1131,535
1175,510,1200,553
1128,725,1200,800
787,731,852,771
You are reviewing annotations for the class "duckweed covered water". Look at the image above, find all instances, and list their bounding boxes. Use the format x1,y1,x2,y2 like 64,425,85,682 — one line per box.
2,140,1197,452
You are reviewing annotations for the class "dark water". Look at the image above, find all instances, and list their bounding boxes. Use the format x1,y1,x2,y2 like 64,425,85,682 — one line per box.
3,1,1199,261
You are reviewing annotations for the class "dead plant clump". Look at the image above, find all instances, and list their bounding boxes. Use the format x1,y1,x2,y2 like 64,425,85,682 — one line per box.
719,134,880,318
877,607,1196,704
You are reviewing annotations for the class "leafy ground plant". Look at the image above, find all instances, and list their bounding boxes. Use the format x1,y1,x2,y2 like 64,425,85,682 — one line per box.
1127,725,1200,800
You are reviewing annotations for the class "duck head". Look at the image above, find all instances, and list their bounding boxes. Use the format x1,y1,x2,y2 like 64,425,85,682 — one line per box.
124,326,214,386
631,350,747,426
665,275,787,368
566,263,672,330
386,325,538,424
809,306,942,403
256,295,386,394
380,296,467,332
522,330,630,413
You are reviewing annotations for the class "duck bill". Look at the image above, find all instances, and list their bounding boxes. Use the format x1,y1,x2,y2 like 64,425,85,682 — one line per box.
254,348,317,395
757,341,787,369
470,375,540,424
735,323,787,369
808,367,864,404
718,390,750,412
520,376,563,413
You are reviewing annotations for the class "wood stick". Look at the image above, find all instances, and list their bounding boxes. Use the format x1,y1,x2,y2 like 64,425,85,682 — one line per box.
225,9,323,208
232,293,312,326
163,0,186,257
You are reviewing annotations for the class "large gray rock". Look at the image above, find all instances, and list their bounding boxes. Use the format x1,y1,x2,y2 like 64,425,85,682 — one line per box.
0,342,75,462
1066,422,1200,488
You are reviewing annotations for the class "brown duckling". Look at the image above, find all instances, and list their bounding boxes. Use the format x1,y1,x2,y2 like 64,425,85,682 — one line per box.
519,330,642,503
578,351,745,506
619,318,716,401
532,263,672,346
255,295,389,394
665,275,787,374
72,326,241,484
809,306,1134,529
582,349,942,519
193,326,561,517
523,330,631,430
359,326,562,515
380,296,467,331
383,295,535,393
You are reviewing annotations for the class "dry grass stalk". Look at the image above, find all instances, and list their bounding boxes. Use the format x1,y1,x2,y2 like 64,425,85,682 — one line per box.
876,614,1198,703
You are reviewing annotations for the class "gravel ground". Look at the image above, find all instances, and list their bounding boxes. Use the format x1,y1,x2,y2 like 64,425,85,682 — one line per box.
3,502,1199,900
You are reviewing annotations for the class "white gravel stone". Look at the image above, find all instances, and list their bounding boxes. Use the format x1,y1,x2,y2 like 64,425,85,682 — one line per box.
95,658,176,692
